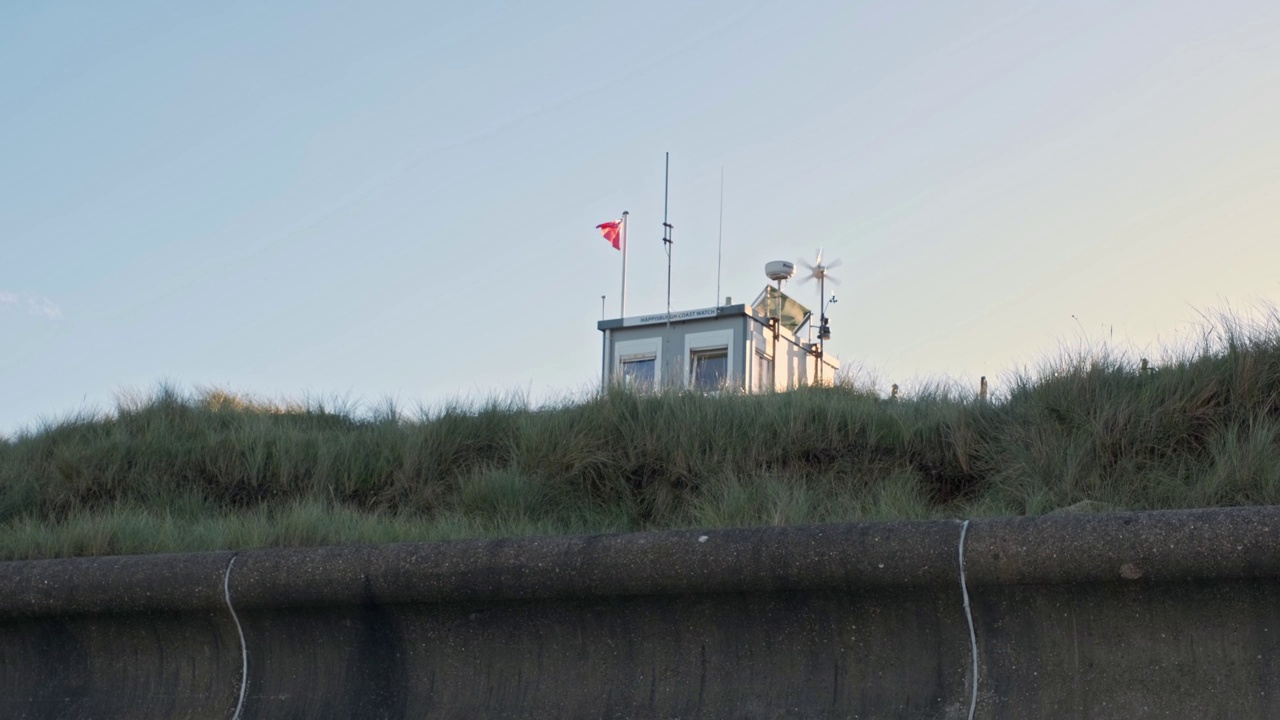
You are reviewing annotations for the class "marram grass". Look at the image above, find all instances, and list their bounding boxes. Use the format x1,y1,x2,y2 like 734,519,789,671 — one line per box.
4,311,1280,559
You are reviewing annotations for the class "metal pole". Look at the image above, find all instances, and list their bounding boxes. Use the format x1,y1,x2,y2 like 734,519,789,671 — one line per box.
818,274,825,385
601,294,608,390
716,166,724,307
772,281,780,392
662,153,675,388
663,152,673,317
620,211,629,318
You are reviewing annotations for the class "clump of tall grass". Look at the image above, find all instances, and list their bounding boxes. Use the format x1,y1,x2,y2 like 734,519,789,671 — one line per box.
3,309,1280,559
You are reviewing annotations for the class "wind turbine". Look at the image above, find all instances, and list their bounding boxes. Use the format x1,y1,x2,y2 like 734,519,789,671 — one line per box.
799,248,842,384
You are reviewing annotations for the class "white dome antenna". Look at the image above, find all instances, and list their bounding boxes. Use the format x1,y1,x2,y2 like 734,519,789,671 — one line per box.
762,260,796,330
765,260,795,282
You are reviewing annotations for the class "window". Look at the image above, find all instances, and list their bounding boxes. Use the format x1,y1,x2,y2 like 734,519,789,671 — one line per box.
683,328,735,391
690,349,728,390
754,352,773,393
621,358,656,389
614,337,662,390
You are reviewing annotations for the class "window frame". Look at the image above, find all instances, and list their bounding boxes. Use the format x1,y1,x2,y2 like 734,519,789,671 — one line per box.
689,348,730,391
613,337,663,389
620,357,657,390
682,329,735,391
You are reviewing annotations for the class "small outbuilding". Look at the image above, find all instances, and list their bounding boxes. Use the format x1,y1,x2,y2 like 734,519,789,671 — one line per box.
597,287,838,392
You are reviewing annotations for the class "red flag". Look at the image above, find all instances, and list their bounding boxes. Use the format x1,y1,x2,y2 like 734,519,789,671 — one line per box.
596,220,622,250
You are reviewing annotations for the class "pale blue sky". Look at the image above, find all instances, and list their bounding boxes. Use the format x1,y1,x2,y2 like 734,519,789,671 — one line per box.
4,0,1280,435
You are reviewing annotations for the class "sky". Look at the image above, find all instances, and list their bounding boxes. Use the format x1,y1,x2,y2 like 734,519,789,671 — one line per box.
3,0,1280,435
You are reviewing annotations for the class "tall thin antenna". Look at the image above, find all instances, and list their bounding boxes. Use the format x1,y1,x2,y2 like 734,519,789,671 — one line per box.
662,152,673,316
715,166,724,307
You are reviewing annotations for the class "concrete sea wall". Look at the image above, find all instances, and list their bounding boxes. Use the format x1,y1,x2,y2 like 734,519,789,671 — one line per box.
1,506,1278,718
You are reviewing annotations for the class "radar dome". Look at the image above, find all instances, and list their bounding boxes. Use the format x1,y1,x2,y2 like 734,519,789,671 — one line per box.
765,260,795,282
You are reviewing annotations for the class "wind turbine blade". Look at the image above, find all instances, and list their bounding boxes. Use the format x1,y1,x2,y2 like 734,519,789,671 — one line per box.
798,274,814,285
826,258,843,271
826,275,842,286
814,248,823,266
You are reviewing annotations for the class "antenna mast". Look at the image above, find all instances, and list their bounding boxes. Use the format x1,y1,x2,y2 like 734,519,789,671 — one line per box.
662,152,673,316
715,166,724,306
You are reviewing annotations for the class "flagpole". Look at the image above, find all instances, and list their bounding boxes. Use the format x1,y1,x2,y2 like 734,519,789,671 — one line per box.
620,211,629,318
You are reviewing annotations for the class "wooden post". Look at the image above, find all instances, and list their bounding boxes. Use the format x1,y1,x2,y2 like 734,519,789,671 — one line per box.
979,376,988,402
891,383,899,400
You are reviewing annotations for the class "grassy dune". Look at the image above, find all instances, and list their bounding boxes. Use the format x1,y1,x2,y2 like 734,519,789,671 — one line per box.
3,313,1280,559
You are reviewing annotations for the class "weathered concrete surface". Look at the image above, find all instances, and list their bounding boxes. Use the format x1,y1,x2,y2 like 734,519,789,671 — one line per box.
1,506,1278,718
